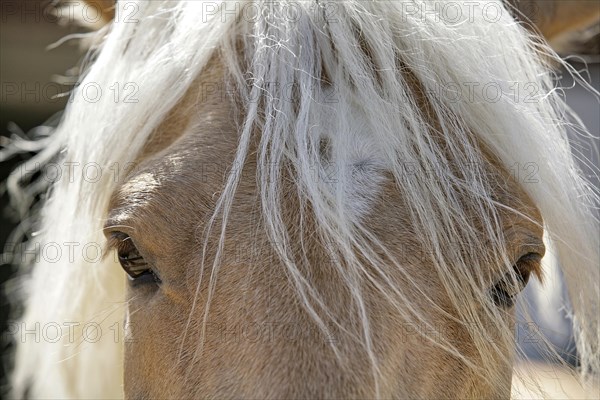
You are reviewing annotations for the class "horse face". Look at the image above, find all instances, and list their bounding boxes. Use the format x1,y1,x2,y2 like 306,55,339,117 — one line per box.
102,61,545,399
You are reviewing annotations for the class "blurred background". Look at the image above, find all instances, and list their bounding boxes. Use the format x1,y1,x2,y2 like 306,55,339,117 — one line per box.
1,0,85,390
0,0,599,397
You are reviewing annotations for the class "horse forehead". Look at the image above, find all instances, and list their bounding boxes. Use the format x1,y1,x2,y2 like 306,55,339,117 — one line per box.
108,117,238,227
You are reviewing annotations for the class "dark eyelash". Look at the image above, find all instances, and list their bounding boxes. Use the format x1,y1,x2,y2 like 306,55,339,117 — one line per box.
105,232,160,284
106,231,132,249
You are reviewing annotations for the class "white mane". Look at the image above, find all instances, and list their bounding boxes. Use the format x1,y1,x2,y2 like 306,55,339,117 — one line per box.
6,1,598,398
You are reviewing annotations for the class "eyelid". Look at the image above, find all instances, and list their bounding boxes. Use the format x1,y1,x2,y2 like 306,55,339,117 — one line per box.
103,230,148,270
513,237,545,262
105,231,161,284
103,217,135,235
515,252,543,282
104,230,131,257
103,214,137,249
490,253,541,308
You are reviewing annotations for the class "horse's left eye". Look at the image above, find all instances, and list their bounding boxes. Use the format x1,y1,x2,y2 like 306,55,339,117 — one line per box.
112,233,160,283
490,253,541,308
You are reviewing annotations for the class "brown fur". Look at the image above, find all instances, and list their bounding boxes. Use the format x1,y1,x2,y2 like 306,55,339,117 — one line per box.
103,56,545,398
89,1,600,397
509,0,600,42
84,0,115,23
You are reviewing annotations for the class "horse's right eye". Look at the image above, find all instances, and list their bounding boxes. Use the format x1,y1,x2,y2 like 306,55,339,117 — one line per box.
490,253,541,308
111,232,160,284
